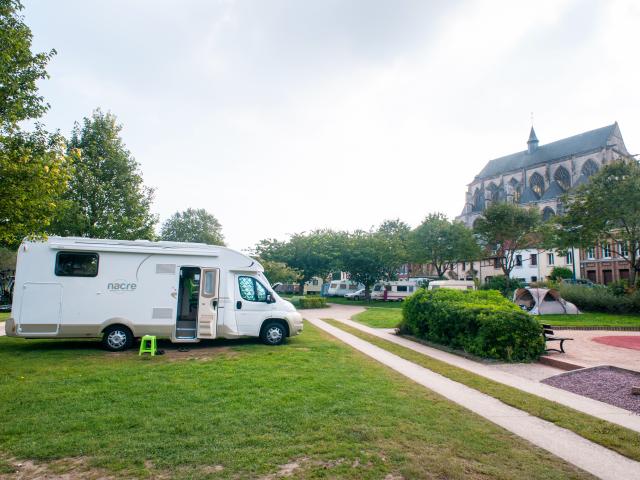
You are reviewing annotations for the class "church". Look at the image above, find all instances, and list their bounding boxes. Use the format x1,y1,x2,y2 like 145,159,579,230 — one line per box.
457,123,630,227
456,123,633,285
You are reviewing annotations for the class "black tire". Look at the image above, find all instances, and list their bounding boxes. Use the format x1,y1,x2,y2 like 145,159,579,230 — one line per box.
260,321,287,346
102,325,134,351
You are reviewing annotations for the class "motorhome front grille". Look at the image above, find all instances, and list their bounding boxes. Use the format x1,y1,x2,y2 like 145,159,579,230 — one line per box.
155,264,176,274
152,308,173,319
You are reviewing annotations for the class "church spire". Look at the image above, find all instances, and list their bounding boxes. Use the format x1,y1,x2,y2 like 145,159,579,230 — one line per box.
527,126,539,154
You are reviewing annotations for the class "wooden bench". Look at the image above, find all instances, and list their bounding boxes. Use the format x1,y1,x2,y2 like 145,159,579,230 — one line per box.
542,324,573,353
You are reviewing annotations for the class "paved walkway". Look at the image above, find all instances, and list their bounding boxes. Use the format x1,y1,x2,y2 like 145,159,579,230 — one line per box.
545,329,640,371
315,304,640,434
303,309,640,479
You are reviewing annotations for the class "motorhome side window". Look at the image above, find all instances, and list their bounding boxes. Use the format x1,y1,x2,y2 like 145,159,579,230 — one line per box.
238,276,268,302
202,271,216,297
55,252,99,277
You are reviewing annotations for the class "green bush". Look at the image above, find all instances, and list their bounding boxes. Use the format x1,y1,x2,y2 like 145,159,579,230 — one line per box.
399,288,544,362
550,266,574,281
559,284,640,313
297,296,328,309
480,275,524,298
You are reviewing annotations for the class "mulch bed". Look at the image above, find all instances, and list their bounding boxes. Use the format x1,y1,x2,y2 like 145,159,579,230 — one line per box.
542,366,640,414
592,335,640,351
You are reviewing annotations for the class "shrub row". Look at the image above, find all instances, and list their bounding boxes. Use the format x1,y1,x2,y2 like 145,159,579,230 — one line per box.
297,296,328,309
399,289,545,362
559,284,640,314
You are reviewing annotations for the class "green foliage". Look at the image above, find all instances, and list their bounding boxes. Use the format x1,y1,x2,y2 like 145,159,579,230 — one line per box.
473,203,541,281
0,1,73,248
52,109,157,240
259,259,301,285
480,275,524,298
400,289,544,361
340,228,406,293
607,279,629,297
0,0,56,132
558,159,640,285
160,208,224,245
0,128,72,248
255,229,344,287
559,284,640,314
297,296,328,309
409,213,480,277
549,267,574,281
0,247,16,270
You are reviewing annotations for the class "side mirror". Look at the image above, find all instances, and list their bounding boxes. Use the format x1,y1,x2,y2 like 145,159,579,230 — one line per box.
266,293,275,304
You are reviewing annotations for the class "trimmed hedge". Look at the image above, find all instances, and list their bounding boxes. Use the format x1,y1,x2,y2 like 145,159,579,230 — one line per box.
559,284,640,314
297,296,328,309
399,289,545,362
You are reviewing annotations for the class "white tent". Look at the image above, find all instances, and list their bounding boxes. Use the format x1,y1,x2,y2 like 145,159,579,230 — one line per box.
513,288,580,315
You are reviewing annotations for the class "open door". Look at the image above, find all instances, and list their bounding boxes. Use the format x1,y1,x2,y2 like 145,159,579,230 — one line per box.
198,268,220,339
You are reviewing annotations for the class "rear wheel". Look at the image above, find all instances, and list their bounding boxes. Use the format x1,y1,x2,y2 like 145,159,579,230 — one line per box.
260,321,287,346
102,325,134,351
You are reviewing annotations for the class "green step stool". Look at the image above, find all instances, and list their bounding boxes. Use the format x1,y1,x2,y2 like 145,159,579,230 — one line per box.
139,335,157,356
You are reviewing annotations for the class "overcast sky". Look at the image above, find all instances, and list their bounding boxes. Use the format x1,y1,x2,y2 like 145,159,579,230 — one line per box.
25,0,640,250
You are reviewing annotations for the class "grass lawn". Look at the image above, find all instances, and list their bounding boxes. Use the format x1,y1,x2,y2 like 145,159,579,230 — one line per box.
327,296,403,308
352,308,403,328
0,323,591,479
541,312,640,328
323,319,640,463
0,312,8,322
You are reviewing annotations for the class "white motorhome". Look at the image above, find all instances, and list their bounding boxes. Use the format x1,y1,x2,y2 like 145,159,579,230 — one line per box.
7,237,303,351
428,280,476,291
370,280,419,301
326,280,364,297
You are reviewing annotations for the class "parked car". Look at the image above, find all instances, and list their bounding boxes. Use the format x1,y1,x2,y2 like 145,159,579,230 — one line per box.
344,288,366,300
561,278,598,287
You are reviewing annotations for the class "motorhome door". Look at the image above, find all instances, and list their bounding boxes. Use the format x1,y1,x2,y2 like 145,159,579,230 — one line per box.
198,268,220,339
18,283,62,335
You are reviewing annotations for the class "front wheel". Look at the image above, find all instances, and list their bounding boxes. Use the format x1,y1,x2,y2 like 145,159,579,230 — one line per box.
102,325,134,351
260,321,287,346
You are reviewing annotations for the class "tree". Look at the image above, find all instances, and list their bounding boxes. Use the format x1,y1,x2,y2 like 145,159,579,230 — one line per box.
258,259,301,285
160,208,225,245
0,0,72,248
473,203,541,287
51,109,157,240
409,213,480,277
340,229,405,298
255,230,344,294
376,218,412,267
0,0,56,132
557,159,640,286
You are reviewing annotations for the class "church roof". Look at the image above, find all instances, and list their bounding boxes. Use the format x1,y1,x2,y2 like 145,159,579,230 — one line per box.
527,126,538,144
476,123,617,180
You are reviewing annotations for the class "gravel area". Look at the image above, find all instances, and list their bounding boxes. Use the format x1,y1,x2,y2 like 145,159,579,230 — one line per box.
542,366,640,414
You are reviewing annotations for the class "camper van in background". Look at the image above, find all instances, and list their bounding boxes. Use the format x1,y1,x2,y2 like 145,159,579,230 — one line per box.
370,280,419,301
428,280,476,291
7,237,303,351
326,280,364,296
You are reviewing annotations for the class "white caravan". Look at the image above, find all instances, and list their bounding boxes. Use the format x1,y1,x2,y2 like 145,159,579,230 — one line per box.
370,280,419,301
326,280,364,297
428,280,476,291
7,237,303,351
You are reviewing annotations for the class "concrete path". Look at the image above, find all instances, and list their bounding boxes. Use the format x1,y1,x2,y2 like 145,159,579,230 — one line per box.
318,304,640,434
545,329,640,371
0,321,5,336
304,306,640,480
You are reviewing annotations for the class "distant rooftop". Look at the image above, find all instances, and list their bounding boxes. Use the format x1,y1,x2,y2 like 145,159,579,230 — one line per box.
476,123,619,180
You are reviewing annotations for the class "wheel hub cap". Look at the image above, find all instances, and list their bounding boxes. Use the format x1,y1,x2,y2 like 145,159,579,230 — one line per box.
266,327,283,343
108,330,126,348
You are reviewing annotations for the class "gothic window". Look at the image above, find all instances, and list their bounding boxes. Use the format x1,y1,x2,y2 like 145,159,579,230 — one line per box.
487,182,500,202
582,159,599,177
554,166,571,191
529,172,545,199
472,188,484,211
542,207,555,221
509,178,521,203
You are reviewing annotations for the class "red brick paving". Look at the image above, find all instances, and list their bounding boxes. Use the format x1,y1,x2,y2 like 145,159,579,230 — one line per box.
592,335,640,351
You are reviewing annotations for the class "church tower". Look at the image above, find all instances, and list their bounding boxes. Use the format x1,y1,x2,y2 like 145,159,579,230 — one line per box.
527,126,539,154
